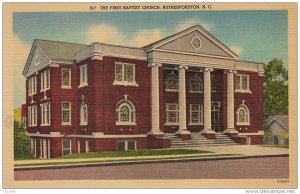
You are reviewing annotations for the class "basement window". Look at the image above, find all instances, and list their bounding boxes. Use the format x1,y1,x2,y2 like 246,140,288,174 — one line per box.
117,140,136,151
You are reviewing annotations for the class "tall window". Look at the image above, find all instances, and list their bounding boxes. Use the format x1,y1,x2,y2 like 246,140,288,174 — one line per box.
235,74,250,93
40,69,50,91
28,76,37,96
165,74,178,92
211,74,217,92
28,105,37,126
189,104,203,125
189,75,203,93
41,102,51,126
62,139,71,156
61,69,71,88
165,103,179,125
80,101,88,125
236,104,250,125
61,101,71,125
116,99,135,125
79,64,88,87
114,62,137,86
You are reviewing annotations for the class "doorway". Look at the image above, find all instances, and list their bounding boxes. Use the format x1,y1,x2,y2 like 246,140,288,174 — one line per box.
211,101,220,132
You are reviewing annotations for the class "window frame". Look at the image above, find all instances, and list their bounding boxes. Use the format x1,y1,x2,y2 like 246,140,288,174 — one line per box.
116,99,136,126
61,68,72,89
165,73,179,92
189,104,203,125
28,76,37,96
40,69,50,92
80,101,88,126
40,102,51,126
116,140,136,151
189,75,203,94
61,101,71,125
62,139,71,156
113,62,138,87
28,105,37,126
236,104,250,126
79,64,88,87
165,103,179,125
235,74,251,93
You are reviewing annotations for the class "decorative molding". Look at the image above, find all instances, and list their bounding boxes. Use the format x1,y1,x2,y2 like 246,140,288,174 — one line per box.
190,34,202,51
238,131,264,136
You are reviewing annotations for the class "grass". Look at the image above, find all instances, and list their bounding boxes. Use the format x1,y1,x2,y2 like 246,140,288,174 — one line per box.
260,144,289,148
59,149,212,159
15,154,241,167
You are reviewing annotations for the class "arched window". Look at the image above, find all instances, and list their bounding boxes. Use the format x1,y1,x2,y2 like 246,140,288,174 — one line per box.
80,101,88,125
165,73,178,92
189,75,203,93
116,99,136,125
236,103,250,125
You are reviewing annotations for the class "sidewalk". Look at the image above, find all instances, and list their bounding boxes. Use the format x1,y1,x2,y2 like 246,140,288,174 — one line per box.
14,145,288,170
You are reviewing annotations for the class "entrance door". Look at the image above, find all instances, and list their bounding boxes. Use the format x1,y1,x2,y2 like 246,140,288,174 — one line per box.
211,101,220,132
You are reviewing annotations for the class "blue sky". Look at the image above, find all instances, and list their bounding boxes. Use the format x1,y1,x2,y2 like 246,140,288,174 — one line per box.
13,10,288,108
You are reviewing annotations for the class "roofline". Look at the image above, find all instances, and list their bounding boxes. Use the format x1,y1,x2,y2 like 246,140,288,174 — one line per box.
34,39,89,46
265,117,288,132
143,25,239,58
91,42,144,50
237,59,265,65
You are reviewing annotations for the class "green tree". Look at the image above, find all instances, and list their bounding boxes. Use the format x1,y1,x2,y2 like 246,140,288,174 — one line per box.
264,58,288,117
14,119,32,159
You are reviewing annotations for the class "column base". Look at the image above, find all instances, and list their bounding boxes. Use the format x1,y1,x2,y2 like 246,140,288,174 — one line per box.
147,130,165,137
201,129,216,139
176,129,191,141
223,128,238,137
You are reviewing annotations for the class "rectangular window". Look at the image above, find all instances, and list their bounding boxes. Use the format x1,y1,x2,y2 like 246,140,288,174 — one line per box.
79,64,88,87
40,69,50,91
62,139,71,156
113,62,138,86
61,101,71,125
40,102,51,126
235,74,251,93
165,103,179,125
61,69,71,88
28,76,37,96
28,105,37,126
117,141,136,151
189,104,203,125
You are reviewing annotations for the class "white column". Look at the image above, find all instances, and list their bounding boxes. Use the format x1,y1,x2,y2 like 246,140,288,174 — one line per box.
47,139,51,159
202,67,215,134
34,139,37,157
224,70,238,134
39,139,42,159
43,139,47,159
176,66,191,135
148,63,164,135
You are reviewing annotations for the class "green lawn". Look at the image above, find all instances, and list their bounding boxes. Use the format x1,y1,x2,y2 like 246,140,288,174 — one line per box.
260,144,289,148
60,149,212,159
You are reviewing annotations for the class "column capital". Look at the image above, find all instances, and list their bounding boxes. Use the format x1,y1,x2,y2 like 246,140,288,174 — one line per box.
179,65,189,70
224,69,237,74
148,63,162,68
204,67,213,72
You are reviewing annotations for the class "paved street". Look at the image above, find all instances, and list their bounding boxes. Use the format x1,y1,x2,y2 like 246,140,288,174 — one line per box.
15,156,289,180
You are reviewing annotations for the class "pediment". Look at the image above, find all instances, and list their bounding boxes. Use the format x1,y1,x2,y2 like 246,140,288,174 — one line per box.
23,42,50,77
145,25,238,59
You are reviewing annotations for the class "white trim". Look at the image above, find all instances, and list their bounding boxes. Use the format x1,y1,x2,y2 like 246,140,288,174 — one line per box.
235,74,251,93
165,103,179,125
114,62,138,87
40,102,51,126
40,69,50,92
47,139,51,159
67,134,147,138
189,104,203,125
236,102,250,126
26,132,64,137
79,64,88,87
238,131,264,136
28,76,37,96
77,140,81,153
116,99,136,125
85,140,90,152
116,140,137,151
147,27,238,58
112,81,139,87
28,105,37,126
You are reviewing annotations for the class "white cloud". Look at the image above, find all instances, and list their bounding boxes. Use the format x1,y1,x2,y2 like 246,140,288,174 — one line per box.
86,23,162,47
229,46,244,56
175,19,213,32
11,35,31,108
86,23,126,45
130,29,161,47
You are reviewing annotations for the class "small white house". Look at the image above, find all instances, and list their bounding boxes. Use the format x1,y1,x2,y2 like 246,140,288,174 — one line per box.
265,115,289,144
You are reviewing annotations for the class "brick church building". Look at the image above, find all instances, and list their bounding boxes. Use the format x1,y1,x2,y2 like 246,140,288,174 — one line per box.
22,25,264,158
